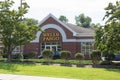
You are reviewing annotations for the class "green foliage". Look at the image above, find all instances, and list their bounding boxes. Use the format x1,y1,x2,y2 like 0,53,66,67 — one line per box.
0,50,2,55
100,60,111,65
94,26,106,51
75,13,92,28
42,49,54,60
26,52,37,59
104,52,115,61
60,50,71,60
75,53,84,60
103,1,120,22
12,53,20,59
0,0,40,62
22,18,38,26
91,23,101,29
59,15,68,23
91,50,101,64
95,21,120,53
75,53,84,64
0,58,93,65
0,50,3,58
95,1,120,53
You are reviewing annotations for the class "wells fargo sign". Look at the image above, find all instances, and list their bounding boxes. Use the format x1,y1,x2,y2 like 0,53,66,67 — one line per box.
42,32,60,41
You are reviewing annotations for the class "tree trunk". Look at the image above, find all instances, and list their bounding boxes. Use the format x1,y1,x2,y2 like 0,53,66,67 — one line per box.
7,46,12,62
8,53,11,62
20,45,24,61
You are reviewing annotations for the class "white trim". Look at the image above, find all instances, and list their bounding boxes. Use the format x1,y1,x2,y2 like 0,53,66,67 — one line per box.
76,33,95,37
38,13,77,36
31,24,67,42
31,24,94,43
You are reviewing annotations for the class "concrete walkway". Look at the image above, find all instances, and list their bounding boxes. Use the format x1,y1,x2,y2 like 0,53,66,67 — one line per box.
0,74,77,80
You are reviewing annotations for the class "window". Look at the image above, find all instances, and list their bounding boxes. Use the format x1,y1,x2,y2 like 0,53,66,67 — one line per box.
41,42,61,52
81,42,94,55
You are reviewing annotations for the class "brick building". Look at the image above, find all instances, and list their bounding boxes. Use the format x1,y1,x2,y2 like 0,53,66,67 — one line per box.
23,14,95,59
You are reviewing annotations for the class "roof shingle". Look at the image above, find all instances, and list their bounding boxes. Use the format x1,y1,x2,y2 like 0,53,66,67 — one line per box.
65,23,94,34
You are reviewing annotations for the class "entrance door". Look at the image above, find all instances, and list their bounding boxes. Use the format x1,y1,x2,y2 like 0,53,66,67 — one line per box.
41,42,61,57
45,45,58,51
45,45,59,57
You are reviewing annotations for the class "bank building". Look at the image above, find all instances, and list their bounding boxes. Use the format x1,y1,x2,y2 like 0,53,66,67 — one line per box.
22,14,95,59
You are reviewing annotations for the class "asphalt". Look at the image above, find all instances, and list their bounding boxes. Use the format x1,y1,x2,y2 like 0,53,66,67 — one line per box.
0,74,77,80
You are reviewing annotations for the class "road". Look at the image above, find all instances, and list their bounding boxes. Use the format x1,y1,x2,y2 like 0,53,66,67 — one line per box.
0,74,77,80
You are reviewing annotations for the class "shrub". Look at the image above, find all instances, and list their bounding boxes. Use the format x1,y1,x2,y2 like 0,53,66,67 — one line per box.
91,50,101,64
100,61,111,65
2,53,7,58
42,49,54,63
0,50,3,58
23,54,29,59
25,52,37,59
12,53,20,59
105,52,115,61
75,53,84,64
60,50,71,64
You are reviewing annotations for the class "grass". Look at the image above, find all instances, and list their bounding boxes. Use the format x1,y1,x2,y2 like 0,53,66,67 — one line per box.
0,62,120,80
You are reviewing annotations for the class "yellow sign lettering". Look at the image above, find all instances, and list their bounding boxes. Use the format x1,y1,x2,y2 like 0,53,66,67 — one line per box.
42,32,60,41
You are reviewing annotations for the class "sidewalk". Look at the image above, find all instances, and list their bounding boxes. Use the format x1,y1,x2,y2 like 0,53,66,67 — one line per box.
0,74,77,80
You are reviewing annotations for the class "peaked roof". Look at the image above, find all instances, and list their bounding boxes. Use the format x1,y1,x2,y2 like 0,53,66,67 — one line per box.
65,23,94,33
39,13,94,37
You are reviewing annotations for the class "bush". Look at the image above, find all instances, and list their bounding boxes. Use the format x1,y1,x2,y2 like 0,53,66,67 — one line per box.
12,53,20,59
42,49,54,62
75,53,84,64
60,50,71,60
0,50,3,58
2,53,7,58
25,52,37,59
105,52,115,61
91,50,101,64
100,61,111,65
60,50,71,64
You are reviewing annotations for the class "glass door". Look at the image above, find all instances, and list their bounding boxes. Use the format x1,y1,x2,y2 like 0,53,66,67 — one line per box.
41,42,61,56
45,45,51,50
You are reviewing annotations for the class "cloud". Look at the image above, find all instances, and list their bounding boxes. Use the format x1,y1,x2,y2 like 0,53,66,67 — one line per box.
8,0,120,24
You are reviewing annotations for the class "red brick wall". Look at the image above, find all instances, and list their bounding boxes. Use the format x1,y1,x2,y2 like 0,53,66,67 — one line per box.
23,43,39,55
62,42,81,58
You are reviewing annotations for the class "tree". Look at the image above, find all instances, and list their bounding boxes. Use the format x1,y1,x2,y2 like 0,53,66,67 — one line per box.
91,23,101,29
59,15,68,23
22,18,38,26
75,13,92,28
94,1,120,54
19,18,38,60
103,1,120,23
0,0,40,62
94,26,106,51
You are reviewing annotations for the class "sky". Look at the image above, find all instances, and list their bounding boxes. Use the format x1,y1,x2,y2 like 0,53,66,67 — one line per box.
0,0,118,24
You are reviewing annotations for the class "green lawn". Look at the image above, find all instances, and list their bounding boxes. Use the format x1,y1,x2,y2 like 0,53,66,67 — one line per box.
0,62,120,80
